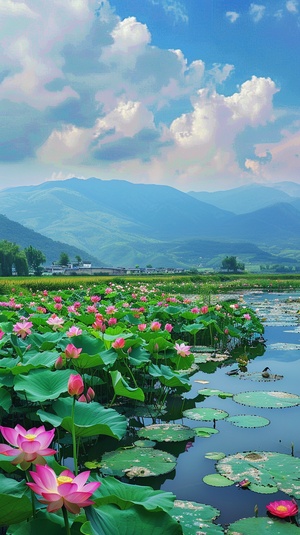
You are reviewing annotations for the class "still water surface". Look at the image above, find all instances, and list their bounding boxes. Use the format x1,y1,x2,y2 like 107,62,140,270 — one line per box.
160,292,300,528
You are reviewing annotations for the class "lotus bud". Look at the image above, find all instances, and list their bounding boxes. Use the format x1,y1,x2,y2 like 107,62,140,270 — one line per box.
86,387,95,402
55,356,63,369
68,374,84,396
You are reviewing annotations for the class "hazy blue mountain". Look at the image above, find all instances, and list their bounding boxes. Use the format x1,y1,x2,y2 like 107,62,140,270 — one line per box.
188,184,294,214
1,177,300,267
0,213,102,265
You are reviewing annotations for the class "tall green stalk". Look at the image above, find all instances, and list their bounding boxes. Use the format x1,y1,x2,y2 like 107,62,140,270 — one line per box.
71,397,78,476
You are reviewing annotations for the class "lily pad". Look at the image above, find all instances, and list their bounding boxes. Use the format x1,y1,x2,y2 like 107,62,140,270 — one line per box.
134,440,156,448
194,427,219,438
171,500,224,535
226,415,270,428
216,451,300,497
198,388,233,398
203,474,235,487
100,446,177,478
183,408,228,421
227,517,300,534
233,391,300,408
240,372,283,382
205,452,226,460
137,424,195,443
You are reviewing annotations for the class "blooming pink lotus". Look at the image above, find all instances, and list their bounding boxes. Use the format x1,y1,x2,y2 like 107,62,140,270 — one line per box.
112,337,125,349
46,314,64,330
68,374,84,396
175,342,191,357
108,317,117,326
106,305,117,314
67,326,82,337
201,306,209,314
138,323,147,331
64,344,82,359
243,313,251,320
26,465,101,514
13,320,33,339
150,321,161,331
165,323,173,332
0,424,56,468
266,500,298,518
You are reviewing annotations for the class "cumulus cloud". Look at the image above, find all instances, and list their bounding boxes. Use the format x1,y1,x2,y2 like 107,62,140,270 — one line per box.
226,11,240,23
249,3,266,22
286,0,298,13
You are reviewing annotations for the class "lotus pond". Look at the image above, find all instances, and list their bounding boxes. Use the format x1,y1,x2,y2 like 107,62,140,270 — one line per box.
1,283,300,534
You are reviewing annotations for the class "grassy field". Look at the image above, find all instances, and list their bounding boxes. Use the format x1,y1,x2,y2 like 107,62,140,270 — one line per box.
1,272,300,296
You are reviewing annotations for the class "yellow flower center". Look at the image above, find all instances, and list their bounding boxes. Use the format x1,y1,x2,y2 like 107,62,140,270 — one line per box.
24,434,37,441
276,505,288,512
57,476,73,486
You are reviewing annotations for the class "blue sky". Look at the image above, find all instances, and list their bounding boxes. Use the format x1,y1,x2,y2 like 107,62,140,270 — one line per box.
0,0,299,192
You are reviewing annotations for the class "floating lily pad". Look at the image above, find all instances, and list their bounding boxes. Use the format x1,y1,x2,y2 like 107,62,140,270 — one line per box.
216,451,300,497
226,415,270,428
239,372,283,382
205,452,226,460
183,408,228,421
269,343,300,351
171,500,224,535
233,391,300,408
198,388,233,398
100,447,177,478
227,517,300,534
194,427,219,438
137,423,195,442
134,440,156,448
203,474,235,487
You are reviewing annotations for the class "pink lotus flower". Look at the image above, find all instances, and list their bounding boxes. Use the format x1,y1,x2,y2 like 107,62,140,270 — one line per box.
243,313,251,320
64,344,82,359
112,337,125,349
191,307,200,314
68,374,84,396
150,321,161,331
54,303,63,310
46,314,64,330
86,305,98,314
175,342,191,357
165,323,173,332
53,296,62,303
266,500,298,518
67,326,82,337
105,287,112,294
13,320,33,339
108,317,117,326
0,329,4,340
106,305,117,315
201,306,209,314
26,465,101,514
138,323,147,331
215,304,222,311
90,295,101,303
0,424,56,468
55,356,63,369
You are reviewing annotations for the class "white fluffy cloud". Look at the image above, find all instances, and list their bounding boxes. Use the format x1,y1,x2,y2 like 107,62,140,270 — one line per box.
226,11,240,23
249,3,266,22
286,0,298,13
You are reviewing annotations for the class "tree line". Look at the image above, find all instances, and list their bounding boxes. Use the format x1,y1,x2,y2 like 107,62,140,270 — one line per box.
0,241,75,276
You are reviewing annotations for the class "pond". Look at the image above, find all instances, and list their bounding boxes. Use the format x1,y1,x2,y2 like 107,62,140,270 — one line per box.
156,292,300,529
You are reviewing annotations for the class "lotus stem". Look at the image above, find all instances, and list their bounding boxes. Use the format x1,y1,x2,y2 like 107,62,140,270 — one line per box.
71,396,78,476
62,506,71,535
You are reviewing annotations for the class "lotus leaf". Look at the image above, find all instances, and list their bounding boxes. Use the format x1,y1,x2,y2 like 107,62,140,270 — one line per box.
183,408,228,421
37,397,127,439
233,391,300,408
226,415,270,428
194,427,219,437
134,440,156,448
100,446,177,478
227,517,300,534
203,474,235,487
13,369,75,402
137,423,195,442
216,451,300,497
198,388,233,398
239,371,283,382
205,452,226,460
170,500,224,534
0,474,32,526
110,370,145,402
84,503,183,535
0,388,11,412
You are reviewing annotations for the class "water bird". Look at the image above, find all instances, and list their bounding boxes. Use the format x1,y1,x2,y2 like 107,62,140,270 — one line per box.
262,367,271,378
226,368,239,376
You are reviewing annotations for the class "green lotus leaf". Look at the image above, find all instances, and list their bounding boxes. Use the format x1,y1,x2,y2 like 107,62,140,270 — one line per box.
137,423,195,442
170,500,223,535
83,503,183,535
110,370,145,402
205,452,226,460
148,364,191,390
0,388,11,412
198,388,233,398
239,371,283,382
248,483,278,494
69,334,105,354
183,408,228,421
13,369,75,401
233,391,300,408
91,475,175,512
37,397,127,439
216,451,300,497
100,446,177,478
28,332,64,351
226,415,270,428
134,440,156,448
227,517,300,534
194,427,219,437
203,474,235,487
0,475,32,526
182,324,205,335
128,347,151,367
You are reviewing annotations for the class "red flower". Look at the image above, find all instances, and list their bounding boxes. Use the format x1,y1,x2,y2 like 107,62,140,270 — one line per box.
266,500,298,518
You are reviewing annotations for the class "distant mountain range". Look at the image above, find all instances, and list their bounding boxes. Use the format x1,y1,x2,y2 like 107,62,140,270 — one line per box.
0,178,300,268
